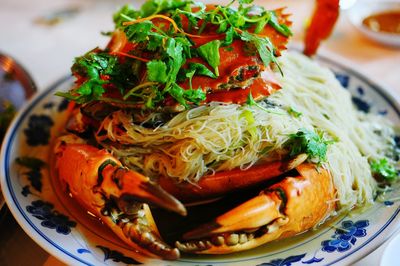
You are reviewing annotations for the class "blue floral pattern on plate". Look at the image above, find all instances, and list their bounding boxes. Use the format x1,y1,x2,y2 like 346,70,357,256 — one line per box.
321,220,369,253
26,200,77,235
258,254,306,266
23,114,54,146
97,245,142,265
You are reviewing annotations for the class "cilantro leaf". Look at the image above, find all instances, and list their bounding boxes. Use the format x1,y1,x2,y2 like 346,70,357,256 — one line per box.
370,158,398,182
254,18,268,34
58,52,139,104
217,20,228,33
268,11,293,37
147,34,164,51
113,5,140,28
286,129,333,162
184,62,216,90
71,52,118,78
165,38,185,84
169,83,206,108
169,83,186,106
183,87,206,105
288,107,302,118
60,52,118,103
197,40,221,76
186,63,217,78
178,9,202,30
147,60,168,82
125,22,153,42
63,0,294,109
246,92,257,106
228,8,246,28
140,0,189,17
222,26,236,46
246,93,283,114
240,31,275,67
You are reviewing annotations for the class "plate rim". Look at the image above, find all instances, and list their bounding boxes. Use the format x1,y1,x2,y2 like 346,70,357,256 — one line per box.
381,229,400,265
0,76,91,266
1,55,400,266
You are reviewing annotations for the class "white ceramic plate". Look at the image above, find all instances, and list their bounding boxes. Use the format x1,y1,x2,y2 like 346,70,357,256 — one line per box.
347,1,400,47
381,231,400,265
1,56,400,266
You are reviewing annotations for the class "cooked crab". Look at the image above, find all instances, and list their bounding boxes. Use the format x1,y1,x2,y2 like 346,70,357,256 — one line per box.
54,134,335,258
53,0,340,261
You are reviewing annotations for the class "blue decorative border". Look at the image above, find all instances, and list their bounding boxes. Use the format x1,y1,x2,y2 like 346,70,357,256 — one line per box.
317,56,400,118
4,76,94,266
2,55,400,266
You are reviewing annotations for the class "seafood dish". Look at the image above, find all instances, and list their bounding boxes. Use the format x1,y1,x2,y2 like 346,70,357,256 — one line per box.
52,0,399,262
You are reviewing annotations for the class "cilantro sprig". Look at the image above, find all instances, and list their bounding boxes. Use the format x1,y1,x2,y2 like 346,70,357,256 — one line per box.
285,128,334,163
58,0,292,109
370,158,399,182
56,52,137,104
115,0,291,74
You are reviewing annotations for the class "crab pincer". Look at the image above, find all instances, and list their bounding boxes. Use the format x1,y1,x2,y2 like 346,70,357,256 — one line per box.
159,154,308,202
176,163,335,254
54,135,186,260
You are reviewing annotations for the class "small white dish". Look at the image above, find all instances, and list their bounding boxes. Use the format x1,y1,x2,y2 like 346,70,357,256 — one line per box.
381,231,400,265
347,1,400,47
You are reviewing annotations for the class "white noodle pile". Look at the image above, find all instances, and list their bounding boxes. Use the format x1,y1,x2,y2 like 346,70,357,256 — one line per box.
97,51,396,212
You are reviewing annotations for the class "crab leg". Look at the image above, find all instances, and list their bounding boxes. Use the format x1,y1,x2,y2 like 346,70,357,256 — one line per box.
159,154,308,202
176,163,335,254
54,135,186,260
304,0,340,56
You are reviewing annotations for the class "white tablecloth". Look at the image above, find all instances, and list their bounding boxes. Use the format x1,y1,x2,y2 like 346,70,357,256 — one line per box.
1,0,399,265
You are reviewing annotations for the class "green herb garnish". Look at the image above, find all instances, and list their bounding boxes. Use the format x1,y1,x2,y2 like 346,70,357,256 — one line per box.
56,52,136,104
286,128,334,163
197,40,221,76
288,107,302,118
370,158,398,182
246,93,284,115
147,60,168,83
58,0,292,109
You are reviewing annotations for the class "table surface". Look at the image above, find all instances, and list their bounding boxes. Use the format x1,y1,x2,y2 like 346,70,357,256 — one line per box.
1,0,400,265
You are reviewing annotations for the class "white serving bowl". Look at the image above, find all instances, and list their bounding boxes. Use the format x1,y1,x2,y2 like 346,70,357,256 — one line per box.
347,1,400,47
381,231,400,265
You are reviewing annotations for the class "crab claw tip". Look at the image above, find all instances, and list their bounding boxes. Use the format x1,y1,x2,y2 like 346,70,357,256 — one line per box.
105,168,187,216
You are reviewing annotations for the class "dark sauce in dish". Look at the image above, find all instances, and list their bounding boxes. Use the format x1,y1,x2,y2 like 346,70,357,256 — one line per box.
362,11,400,34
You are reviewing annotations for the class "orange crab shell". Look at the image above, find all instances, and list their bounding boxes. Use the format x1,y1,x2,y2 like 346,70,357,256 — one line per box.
106,7,292,105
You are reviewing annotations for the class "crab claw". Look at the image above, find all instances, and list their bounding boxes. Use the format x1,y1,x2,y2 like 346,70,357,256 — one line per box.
55,138,186,216
99,164,187,216
176,163,335,254
54,135,185,259
159,154,308,203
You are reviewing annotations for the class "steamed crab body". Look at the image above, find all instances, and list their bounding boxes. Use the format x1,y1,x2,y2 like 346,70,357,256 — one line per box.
54,0,341,261
54,134,336,259
106,6,292,108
